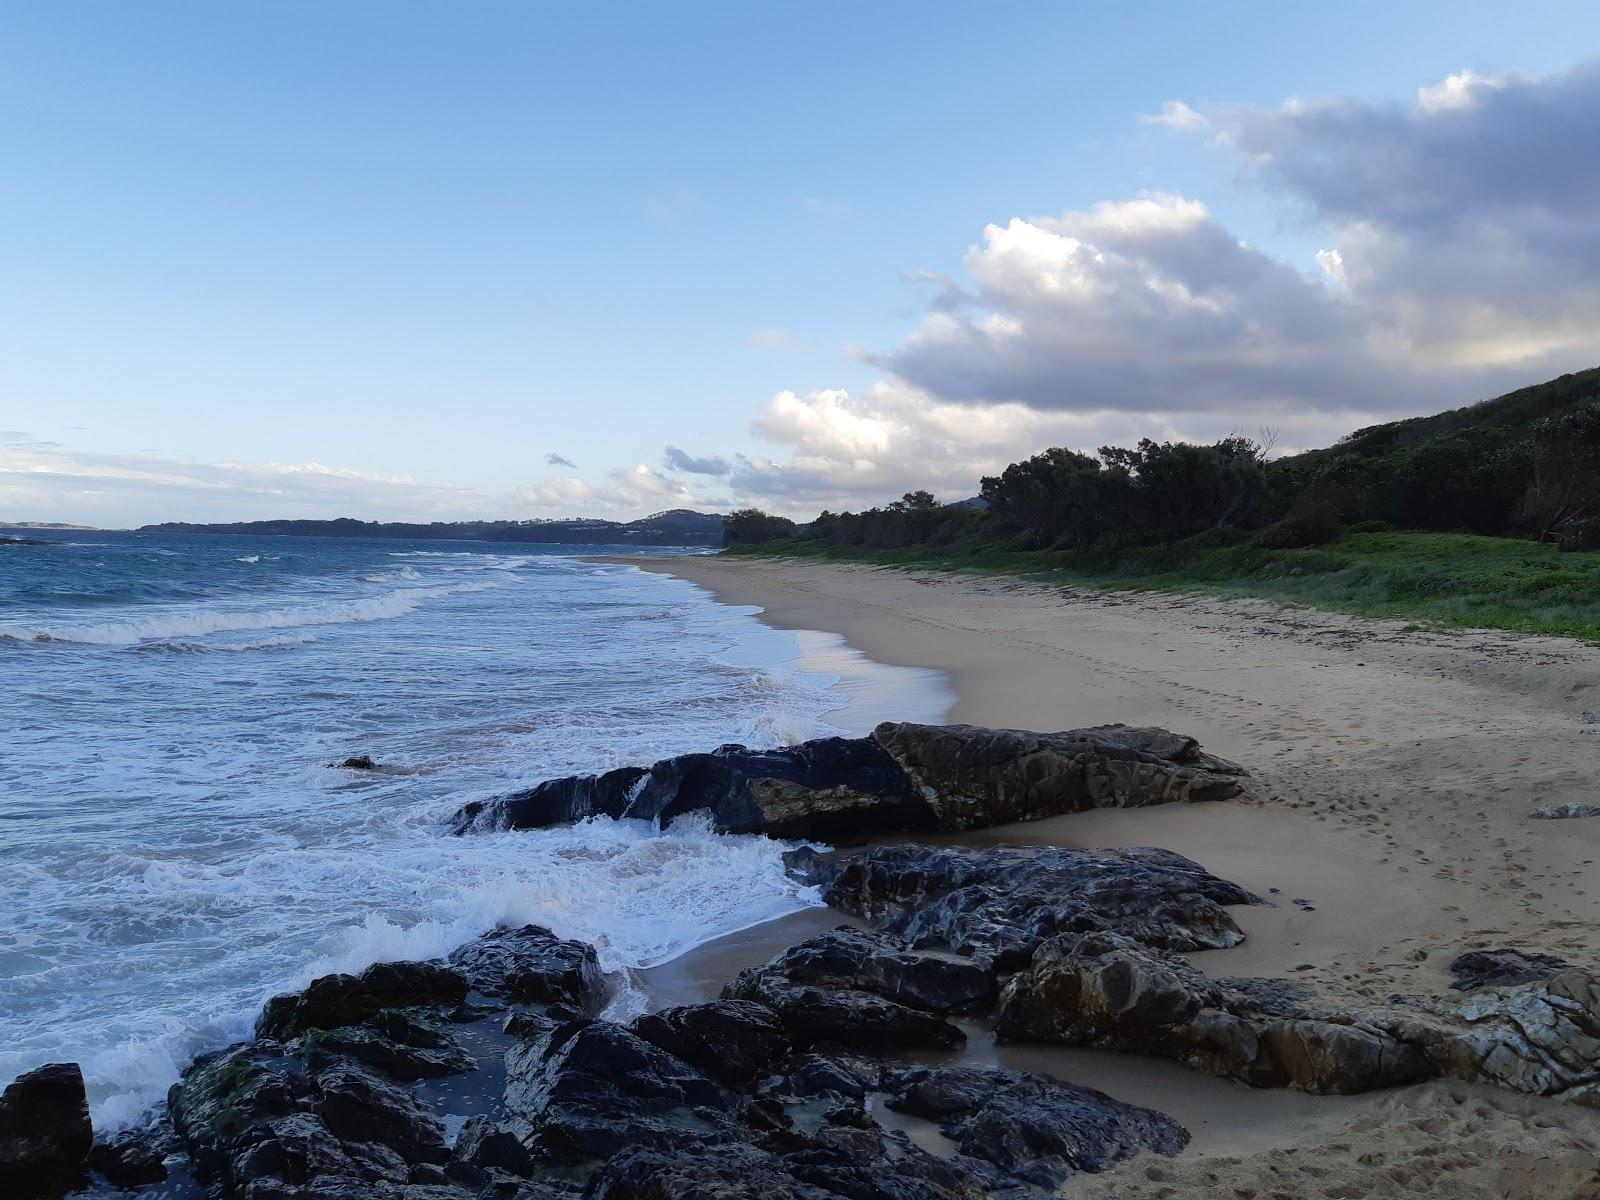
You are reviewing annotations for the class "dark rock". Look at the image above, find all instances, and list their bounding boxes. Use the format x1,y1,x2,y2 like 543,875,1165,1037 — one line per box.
730,925,992,1013
630,1001,791,1086
447,925,606,1013
722,929,971,1051
168,1042,320,1190
503,1021,735,1166
723,972,965,1051
767,1055,874,1103
450,736,924,840
298,1017,475,1080
88,1116,175,1187
800,842,1257,969
881,1064,1188,1186
0,1062,93,1199
0,535,49,546
1450,948,1572,991
448,722,1245,842
453,1116,538,1176
340,755,378,770
874,722,1246,829
587,1143,837,1199
995,932,1433,1094
311,1062,448,1165
257,960,469,1039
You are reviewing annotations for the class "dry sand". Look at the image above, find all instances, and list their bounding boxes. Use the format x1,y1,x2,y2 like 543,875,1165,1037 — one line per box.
622,555,1600,1198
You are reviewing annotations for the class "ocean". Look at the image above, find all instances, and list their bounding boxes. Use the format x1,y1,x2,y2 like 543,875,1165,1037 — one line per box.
0,530,948,1129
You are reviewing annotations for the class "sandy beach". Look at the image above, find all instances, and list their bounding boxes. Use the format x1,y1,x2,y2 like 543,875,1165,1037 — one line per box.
630,555,1600,1198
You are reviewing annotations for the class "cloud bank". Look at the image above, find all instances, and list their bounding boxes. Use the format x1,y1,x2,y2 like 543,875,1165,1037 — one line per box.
727,61,1600,515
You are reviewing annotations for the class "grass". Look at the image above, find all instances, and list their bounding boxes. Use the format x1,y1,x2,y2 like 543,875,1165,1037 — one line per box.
726,529,1600,643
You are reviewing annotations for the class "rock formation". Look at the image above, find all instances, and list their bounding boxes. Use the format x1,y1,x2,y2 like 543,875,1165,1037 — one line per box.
449,722,1247,840
0,1063,92,1200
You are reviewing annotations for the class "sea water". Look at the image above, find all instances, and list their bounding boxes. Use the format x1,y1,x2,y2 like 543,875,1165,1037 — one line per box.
0,531,949,1127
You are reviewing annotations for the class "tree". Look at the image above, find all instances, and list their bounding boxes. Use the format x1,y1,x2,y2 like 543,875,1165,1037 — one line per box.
723,508,797,546
1521,403,1600,541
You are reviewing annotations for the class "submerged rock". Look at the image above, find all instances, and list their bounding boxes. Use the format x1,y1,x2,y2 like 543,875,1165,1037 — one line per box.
448,722,1246,841
89,1116,175,1187
0,1062,93,1200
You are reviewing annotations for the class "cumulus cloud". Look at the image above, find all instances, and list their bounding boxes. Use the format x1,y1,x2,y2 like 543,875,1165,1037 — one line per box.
872,62,1600,425
713,62,1600,516
544,452,577,468
662,446,730,476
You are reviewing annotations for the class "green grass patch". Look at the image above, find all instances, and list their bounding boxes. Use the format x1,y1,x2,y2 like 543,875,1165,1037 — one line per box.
726,530,1600,642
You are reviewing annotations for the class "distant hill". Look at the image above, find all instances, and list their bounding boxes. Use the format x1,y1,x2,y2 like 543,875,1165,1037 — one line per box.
1285,366,1600,465
1,521,98,530
140,508,726,547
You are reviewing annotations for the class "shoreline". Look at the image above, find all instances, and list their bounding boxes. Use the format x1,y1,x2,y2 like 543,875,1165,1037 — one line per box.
619,552,1600,1191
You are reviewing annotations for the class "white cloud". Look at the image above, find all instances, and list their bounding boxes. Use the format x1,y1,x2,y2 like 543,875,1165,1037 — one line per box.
1140,100,1208,130
714,62,1600,517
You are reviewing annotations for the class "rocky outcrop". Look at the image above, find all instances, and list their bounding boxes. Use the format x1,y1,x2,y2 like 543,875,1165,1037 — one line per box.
881,1063,1189,1187
873,723,1245,830
448,722,1246,841
791,842,1258,969
257,960,469,1040
994,931,1600,1103
449,735,926,840
0,1062,92,1199
722,928,977,1050
631,1000,792,1086
446,923,607,1012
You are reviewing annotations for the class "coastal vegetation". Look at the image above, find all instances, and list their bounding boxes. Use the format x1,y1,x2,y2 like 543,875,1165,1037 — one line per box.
727,367,1600,641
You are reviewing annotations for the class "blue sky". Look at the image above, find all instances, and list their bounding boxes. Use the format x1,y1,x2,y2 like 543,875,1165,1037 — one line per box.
4,3,1600,525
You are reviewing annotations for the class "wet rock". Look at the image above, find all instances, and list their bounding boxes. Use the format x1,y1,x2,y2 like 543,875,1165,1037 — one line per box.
448,723,1244,841
723,935,968,1052
258,961,469,1040
447,925,606,1013
450,735,924,840
168,1042,320,1190
452,1116,538,1176
882,1063,1188,1186
1450,948,1572,991
630,1001,791,1086
339,755,377,770
587,1143,837,1199
0,1062,93,1199
730,926,992,1014
503,1020,736,1166
797,842,1257,969
874,722,1246,830
766,1055,873,1103
298,1016,475,1081
88,1116,176,1187
311,1062,448,1164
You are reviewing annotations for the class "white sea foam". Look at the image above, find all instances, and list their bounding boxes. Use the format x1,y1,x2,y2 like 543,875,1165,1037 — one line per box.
9,582,499,645
0,542,948,1134
237,554,261,563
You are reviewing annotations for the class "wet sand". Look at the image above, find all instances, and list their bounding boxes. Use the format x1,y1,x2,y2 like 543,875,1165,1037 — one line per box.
623,555,1600,1196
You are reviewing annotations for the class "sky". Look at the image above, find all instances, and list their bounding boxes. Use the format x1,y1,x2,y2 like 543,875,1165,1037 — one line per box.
4,2,1600,527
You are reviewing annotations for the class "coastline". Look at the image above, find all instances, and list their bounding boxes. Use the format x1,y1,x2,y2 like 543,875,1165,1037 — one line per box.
618,552,1600,1192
